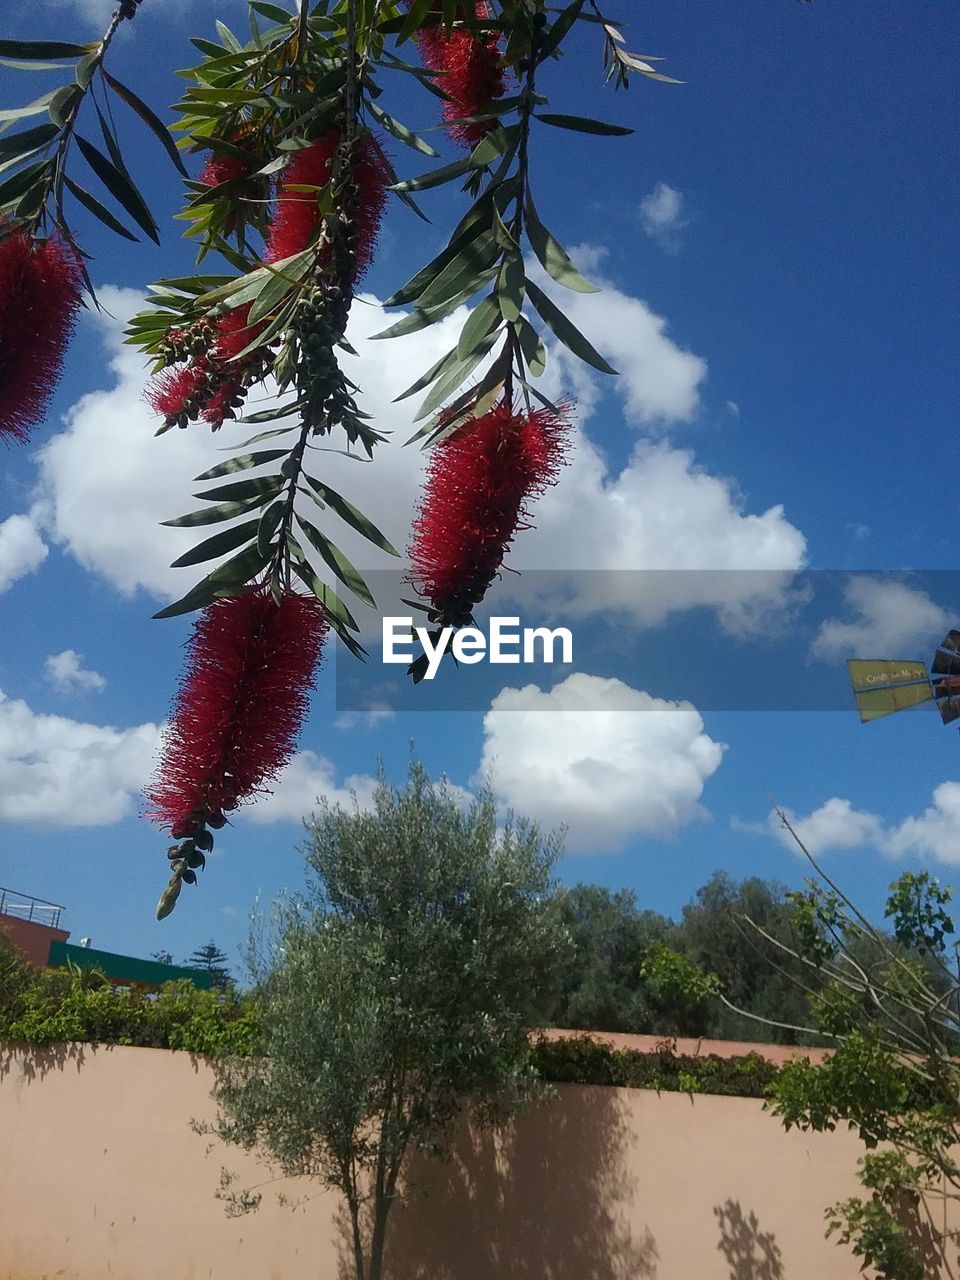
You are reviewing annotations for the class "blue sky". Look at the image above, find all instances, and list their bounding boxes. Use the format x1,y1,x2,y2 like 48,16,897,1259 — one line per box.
1,0,957,974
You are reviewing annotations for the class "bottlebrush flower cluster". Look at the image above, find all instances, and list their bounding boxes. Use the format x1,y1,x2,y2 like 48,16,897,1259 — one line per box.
0,225,82,443
146,303,268,430
147,589,328,837
198,139,265,236
408,400,571,623
265,129,390,280
415,3,506,147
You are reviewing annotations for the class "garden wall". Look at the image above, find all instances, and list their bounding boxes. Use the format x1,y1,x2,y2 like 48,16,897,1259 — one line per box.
0,1040,955,1280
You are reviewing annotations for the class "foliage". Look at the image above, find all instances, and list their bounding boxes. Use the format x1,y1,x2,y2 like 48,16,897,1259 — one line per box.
0,931,258,1055
531,1034,779,1098
205,760,570,1280
550,874,834,1044
185,939,234,990
731,810,960,1280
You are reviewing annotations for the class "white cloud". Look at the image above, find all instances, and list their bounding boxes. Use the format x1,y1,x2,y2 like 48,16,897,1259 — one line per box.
812,577,950,661
508,440,807,634
769,797,884,857
765,783,960,866
240,750,377,824
479,672,724,852
533,247,707,425
883,782,960,864
51,0,244,26
44,649,107,695
0,688,161,827
0,513,47,593
638,183,688,252
34,272,804,637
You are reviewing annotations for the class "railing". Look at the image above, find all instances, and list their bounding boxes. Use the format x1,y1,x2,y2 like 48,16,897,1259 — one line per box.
0,887,64,931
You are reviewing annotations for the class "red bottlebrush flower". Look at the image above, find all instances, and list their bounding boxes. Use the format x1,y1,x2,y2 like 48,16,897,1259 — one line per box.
416,3,505,147
146,361,209,421
265,130,389,280
0,226,82,443
147,590,328,834
408,400,570,621
198,151,254,189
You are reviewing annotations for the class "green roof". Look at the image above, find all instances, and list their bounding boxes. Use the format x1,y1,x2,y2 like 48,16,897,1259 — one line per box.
47,940,215,989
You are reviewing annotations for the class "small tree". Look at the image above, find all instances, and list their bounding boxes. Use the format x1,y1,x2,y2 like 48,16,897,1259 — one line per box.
725,810,960,1279
206,761,569,1280
184,941,233,991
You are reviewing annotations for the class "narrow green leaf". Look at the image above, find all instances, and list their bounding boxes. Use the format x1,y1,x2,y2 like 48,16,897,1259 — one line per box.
515,315,546,377
193,449,289,482
0,158,50,210
161,496,267,527
415,329,499,421
234,409,305,431
289,550,360,633
0,40,93,60
456,294,500,361
371,266,500,340
467,124,520,169
249,1,294,22
525,193,600,293
63,175,138,241
367,102,438,157
256,500,286,558
0,89,59,123
0,121,58,156
75,134,160,243
393,344,458,403
526,280,617,375
534,113,633,136
497,257,524,322
101,70,188,177
195,475,285,504
389,154,473,193
153,545,269,619
383,218,488,308
540,0,587,57
169,518,260,568
296,517,376,606
215,20,245,52
302,477,399,556
247,266,297,325
416,228,499,312
0,58,72,72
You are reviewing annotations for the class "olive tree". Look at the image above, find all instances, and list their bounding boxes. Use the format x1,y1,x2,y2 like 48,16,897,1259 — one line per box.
205,760,570,1280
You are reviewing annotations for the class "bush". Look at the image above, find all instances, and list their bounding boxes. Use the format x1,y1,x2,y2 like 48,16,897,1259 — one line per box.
0,934,258,1056
531,1034,780,1097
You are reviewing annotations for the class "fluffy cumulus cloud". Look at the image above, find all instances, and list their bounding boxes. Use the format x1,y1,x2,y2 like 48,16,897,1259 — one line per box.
240,750,377,825
0,681,378,831
768,797,884,857
0,689,161,827
812,577,951,661
0,514,47,593
638,183,688,253
479,672,724,852
765,783,960,865
44,649,107,695
35,278,805,637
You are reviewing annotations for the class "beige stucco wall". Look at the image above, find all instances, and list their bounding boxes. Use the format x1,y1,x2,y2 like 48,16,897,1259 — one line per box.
0,1040,956,1280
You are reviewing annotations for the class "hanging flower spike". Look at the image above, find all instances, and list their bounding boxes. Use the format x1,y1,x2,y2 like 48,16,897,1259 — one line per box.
0,226,82,443
201,303,269,427
415,3,505,148
197,139,264,237
265,130,389,280
145,304,270,431
408,400,571,624
146,589,328,838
